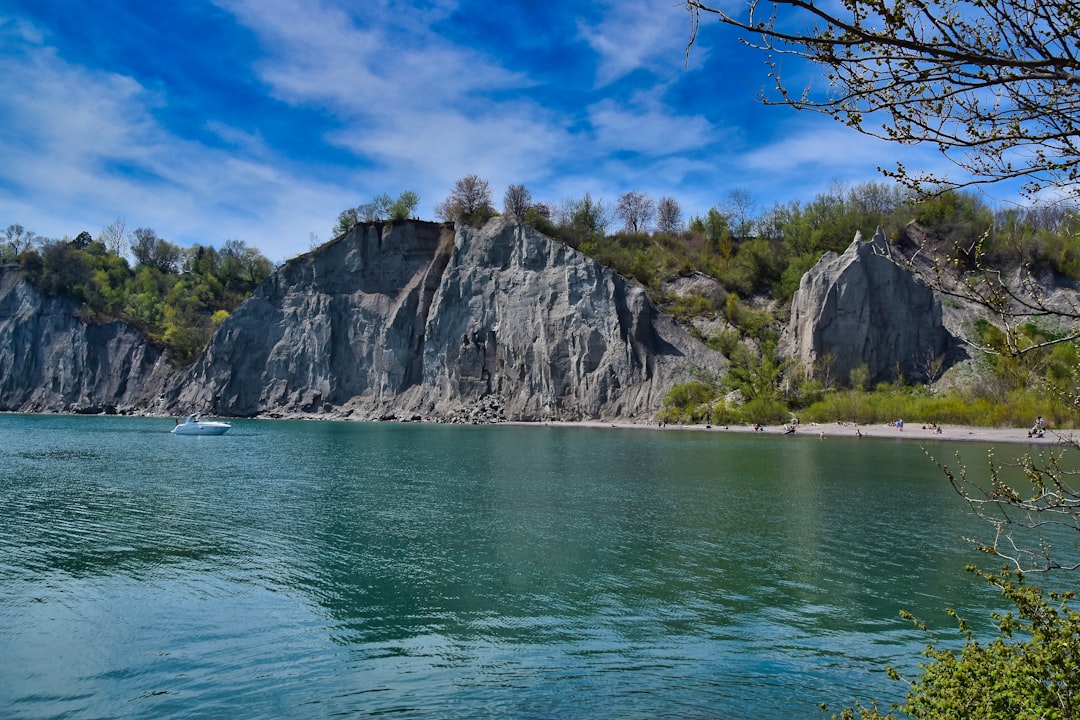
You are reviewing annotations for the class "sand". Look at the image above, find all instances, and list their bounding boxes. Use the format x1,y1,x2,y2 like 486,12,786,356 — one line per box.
531,419,1073,446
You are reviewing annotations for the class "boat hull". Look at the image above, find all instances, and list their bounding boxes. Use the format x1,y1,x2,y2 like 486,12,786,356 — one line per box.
172,423,231,435
172,416,232,435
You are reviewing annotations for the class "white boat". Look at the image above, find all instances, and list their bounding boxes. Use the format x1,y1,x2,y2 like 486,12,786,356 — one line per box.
172,414,232,435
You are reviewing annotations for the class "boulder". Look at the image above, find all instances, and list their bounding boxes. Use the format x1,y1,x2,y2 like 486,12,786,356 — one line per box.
778,228,952,385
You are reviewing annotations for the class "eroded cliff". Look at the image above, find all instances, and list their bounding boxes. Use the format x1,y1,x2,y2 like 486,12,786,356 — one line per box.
778,228,954,385
0,266,171,413
162,217,725,421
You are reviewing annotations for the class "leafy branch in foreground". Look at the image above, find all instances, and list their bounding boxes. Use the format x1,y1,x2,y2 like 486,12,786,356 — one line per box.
833,567,1080,720
932,445,1080,573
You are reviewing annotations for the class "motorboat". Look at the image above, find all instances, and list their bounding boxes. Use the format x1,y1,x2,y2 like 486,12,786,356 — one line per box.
172,414,232,435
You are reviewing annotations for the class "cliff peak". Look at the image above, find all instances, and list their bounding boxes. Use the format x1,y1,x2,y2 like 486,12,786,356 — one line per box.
778,228,954,385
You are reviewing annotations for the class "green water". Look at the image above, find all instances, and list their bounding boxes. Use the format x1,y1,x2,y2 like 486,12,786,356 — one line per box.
0,415,1009,718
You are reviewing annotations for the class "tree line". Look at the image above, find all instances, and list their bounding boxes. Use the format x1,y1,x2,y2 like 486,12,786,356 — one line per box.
2,220,273,364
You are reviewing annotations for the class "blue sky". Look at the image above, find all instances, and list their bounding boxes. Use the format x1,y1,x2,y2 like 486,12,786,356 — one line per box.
1,0,961,261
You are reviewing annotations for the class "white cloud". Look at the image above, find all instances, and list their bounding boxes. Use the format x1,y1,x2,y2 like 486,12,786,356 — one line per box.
0,21,351,260
579,0,691,86
209,0,578,216
215,0,528,114
588,97,723,157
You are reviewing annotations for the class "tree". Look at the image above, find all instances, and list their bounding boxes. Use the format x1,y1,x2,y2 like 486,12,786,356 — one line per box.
98,217,129,257
219,239,273,291
684,0,1080,200
559,194,610,240
615,191,655,234
655,196,684,234
131,228,181,274
359,193,394,223
388,190,420,221
332,207,361,237
720,188,756,238
435,174,495,225
503,184,532,222
333,192,416,236
837,566,1080,720
702,207,733,257
3,224,37,260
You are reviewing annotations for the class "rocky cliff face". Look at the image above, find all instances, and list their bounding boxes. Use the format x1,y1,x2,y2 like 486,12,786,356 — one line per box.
163,217,725,421
0,266,171,413
778,228,953,385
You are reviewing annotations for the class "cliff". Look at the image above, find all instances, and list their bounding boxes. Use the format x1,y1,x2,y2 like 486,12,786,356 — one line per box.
0,266,171,413
160,217,725,421
778,228,954,386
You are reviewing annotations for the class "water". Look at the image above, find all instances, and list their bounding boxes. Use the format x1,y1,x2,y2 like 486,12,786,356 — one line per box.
0,415,1017,718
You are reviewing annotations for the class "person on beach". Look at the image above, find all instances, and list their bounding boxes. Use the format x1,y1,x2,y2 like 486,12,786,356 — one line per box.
1028,416,1045,438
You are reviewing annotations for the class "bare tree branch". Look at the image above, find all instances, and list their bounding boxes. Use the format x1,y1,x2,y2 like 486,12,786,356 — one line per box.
685,0,1080,199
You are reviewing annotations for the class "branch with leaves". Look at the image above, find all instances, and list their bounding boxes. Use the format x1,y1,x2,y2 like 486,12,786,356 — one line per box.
931,444,1080,573
685,0,1080,199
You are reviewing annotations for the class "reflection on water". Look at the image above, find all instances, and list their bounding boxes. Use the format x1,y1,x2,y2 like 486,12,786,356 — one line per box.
0,415,1007,718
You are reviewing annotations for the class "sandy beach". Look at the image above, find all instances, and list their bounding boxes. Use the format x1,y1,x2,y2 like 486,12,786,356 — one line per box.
534,419,1074,446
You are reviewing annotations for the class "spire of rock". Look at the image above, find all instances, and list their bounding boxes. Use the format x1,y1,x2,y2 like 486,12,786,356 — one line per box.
778,229,952,386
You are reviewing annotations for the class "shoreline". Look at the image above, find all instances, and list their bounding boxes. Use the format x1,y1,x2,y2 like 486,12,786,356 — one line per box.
531,419,1073,446
3,410,1070,446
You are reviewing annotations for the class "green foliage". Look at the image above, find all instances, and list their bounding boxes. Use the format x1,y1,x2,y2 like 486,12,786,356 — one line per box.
836,567,1080,720
726,341,790,402
797,384,1080,428
524,205,559,237
660,360,1080,429
660,380,717,423
389,190,420,221
728,236,785,295
712,395,791,425
334,190,421,234
16,230,273,365
849,364,871,392
436,175,495,226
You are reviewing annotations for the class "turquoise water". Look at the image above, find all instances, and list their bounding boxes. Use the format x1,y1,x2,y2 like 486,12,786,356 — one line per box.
0,415,1007,718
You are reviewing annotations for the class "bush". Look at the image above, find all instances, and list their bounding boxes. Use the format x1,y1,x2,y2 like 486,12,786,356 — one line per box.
712,395,790,425
837,567,1080,720
661,381,718,423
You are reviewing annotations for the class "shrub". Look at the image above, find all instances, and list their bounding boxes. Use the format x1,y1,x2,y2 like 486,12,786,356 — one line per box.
836,567,1080,720
661,381,719,423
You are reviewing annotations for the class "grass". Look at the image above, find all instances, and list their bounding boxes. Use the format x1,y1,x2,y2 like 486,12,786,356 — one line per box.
662,382,1080,430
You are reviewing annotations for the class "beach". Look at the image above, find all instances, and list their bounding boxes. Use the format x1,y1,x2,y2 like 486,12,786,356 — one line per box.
536,419,1074,446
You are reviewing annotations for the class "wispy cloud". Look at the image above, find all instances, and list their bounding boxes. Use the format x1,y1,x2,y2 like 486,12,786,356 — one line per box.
0,18,349,259
579,0,693,86
0,1,981,260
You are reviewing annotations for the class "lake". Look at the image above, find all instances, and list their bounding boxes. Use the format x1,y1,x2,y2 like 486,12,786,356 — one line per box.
0,414,1016,718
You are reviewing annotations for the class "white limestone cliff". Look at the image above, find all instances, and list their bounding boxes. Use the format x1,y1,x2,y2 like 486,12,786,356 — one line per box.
164,217,726,421
778,228,953,385
0,266,171,413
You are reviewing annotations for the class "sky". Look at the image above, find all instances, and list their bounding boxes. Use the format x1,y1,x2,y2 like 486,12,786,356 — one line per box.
0,0,966,262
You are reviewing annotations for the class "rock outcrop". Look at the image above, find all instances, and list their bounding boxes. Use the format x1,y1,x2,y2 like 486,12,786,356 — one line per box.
0,266,171,413
163,217,725,421
778,228,953,385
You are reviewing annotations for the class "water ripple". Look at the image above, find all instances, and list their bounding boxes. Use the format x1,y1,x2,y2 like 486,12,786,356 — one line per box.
0,417,1008,718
